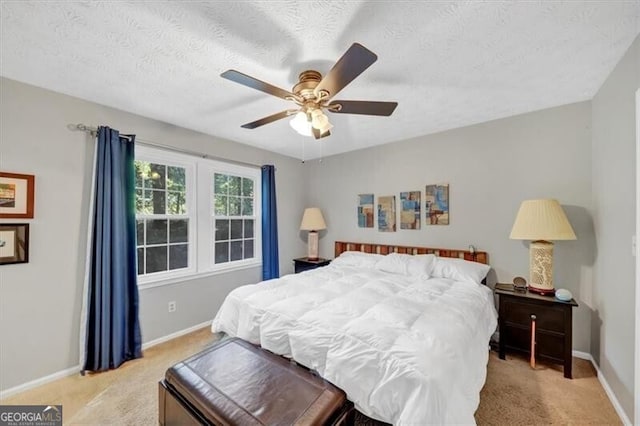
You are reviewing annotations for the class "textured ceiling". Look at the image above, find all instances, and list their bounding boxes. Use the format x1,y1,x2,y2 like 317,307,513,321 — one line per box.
1,1,639,160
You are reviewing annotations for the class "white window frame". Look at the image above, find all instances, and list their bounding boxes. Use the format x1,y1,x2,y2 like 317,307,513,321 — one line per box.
197,160,262,274
135,145,262,290
135,146,197,287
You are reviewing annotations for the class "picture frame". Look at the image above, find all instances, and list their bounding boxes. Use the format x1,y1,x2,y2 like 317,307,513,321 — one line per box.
357,194,374,228
0,223,29,265
0,172,35,218
378,195,396,232
425,183,449,225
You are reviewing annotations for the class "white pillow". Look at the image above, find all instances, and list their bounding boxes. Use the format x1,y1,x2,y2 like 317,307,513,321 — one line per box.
332,251,384,268
431,257,490,283
407,254,437,277
375,253,435,277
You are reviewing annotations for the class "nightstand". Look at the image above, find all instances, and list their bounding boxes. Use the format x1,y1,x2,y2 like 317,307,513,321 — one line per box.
293,257,330,273
496,288,578,378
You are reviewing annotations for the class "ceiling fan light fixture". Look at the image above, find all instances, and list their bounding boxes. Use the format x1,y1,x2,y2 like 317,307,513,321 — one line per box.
311,109,333,134
290,111,313,136
311,109,329,130
318,120,333,135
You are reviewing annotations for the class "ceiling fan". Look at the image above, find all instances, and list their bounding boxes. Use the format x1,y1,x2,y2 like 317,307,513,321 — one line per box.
220,43,398,140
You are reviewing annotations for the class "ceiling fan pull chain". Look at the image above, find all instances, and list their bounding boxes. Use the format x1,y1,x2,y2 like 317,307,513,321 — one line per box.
302,136,306,163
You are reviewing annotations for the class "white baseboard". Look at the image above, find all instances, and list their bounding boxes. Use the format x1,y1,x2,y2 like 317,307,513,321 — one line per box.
141,320,211,350
571,350,592,361
0,320,212,401
572,350,632,425
0,364,81,400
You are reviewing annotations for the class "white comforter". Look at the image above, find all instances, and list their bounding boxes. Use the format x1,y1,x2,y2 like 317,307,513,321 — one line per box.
211,263,497,425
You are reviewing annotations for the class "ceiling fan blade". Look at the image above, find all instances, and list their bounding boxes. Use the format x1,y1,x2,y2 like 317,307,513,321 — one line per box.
327,100,398,116
221,70,296,101
241,110,295,129
314,43,377,100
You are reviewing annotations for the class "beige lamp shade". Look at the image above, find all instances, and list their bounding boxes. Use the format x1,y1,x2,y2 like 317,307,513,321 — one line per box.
510,199,576,241
510,199,576,295
300,207,327,231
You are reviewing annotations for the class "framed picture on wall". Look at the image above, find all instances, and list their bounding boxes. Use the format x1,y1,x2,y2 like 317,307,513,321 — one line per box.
357,194,374,228
425,184,449,225
400,191,421,230
0,172,35,218
0,223,29,265
378,195,396,232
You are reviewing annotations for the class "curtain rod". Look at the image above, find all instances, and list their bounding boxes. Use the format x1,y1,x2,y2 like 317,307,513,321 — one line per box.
67,123,263,170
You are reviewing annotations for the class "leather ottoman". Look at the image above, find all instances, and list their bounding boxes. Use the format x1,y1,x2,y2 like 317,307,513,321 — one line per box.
159,337,354,425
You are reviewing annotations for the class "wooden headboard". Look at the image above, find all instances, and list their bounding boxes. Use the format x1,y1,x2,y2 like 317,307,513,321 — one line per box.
334,241,488,264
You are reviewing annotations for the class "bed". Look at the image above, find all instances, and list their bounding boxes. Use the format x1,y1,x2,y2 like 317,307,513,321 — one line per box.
211,241,497,425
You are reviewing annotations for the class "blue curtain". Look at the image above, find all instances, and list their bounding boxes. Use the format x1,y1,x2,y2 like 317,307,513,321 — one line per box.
83,126,141,372
261,165,279,280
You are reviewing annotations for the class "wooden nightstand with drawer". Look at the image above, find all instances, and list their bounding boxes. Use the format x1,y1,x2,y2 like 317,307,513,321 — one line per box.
293,257,331,274
496,288,578,378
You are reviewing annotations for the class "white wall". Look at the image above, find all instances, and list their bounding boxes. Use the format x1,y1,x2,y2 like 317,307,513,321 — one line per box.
305,101,594,353
591,35,639,422
0,77,307,392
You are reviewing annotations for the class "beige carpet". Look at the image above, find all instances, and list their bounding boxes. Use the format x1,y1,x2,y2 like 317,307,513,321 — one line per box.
1,327,621,425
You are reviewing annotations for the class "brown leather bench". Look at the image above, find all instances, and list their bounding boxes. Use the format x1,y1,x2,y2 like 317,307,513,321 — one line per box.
159,337,354,425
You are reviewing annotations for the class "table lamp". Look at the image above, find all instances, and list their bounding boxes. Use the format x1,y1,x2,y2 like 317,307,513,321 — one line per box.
509,199,576,295
300,207,327,260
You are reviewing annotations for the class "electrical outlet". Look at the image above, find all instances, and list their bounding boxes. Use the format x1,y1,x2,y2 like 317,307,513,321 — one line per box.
168,301,176,313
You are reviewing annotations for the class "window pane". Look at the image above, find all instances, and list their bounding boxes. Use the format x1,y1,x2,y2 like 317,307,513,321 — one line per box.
142,191,151,213
230,219,243,240
244,220,254,238
244,240,254,259
169,244,188,270
148,163,166,189
169,219,188,243
168,191,186,214
214,173,228,194
228,176,241,196
136,189,145,214
242,178,254,197
230,241,243,261
136,219,144,246
137,247,144,275
215,195,228,215
145,190,166,214
146,246,168,273
146,219,168,245
167,166,185,192
229,196,241,216
242,198,253,216
134,161,147,188
215,219,229,241
215,242,229,264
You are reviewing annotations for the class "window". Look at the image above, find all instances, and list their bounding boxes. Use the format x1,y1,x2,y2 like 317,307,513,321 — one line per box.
213,173,256,264
134,146,261,287
135,161,190,276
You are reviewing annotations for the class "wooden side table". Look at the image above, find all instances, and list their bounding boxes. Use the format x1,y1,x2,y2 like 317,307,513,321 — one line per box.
495,288,578,378
293,257,331,274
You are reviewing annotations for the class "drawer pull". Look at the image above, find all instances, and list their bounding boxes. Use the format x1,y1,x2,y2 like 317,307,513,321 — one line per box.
530,314,537,369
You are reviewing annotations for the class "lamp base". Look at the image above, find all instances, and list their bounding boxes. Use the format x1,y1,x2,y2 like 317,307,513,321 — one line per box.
307,231,319,260
529,240,554,295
